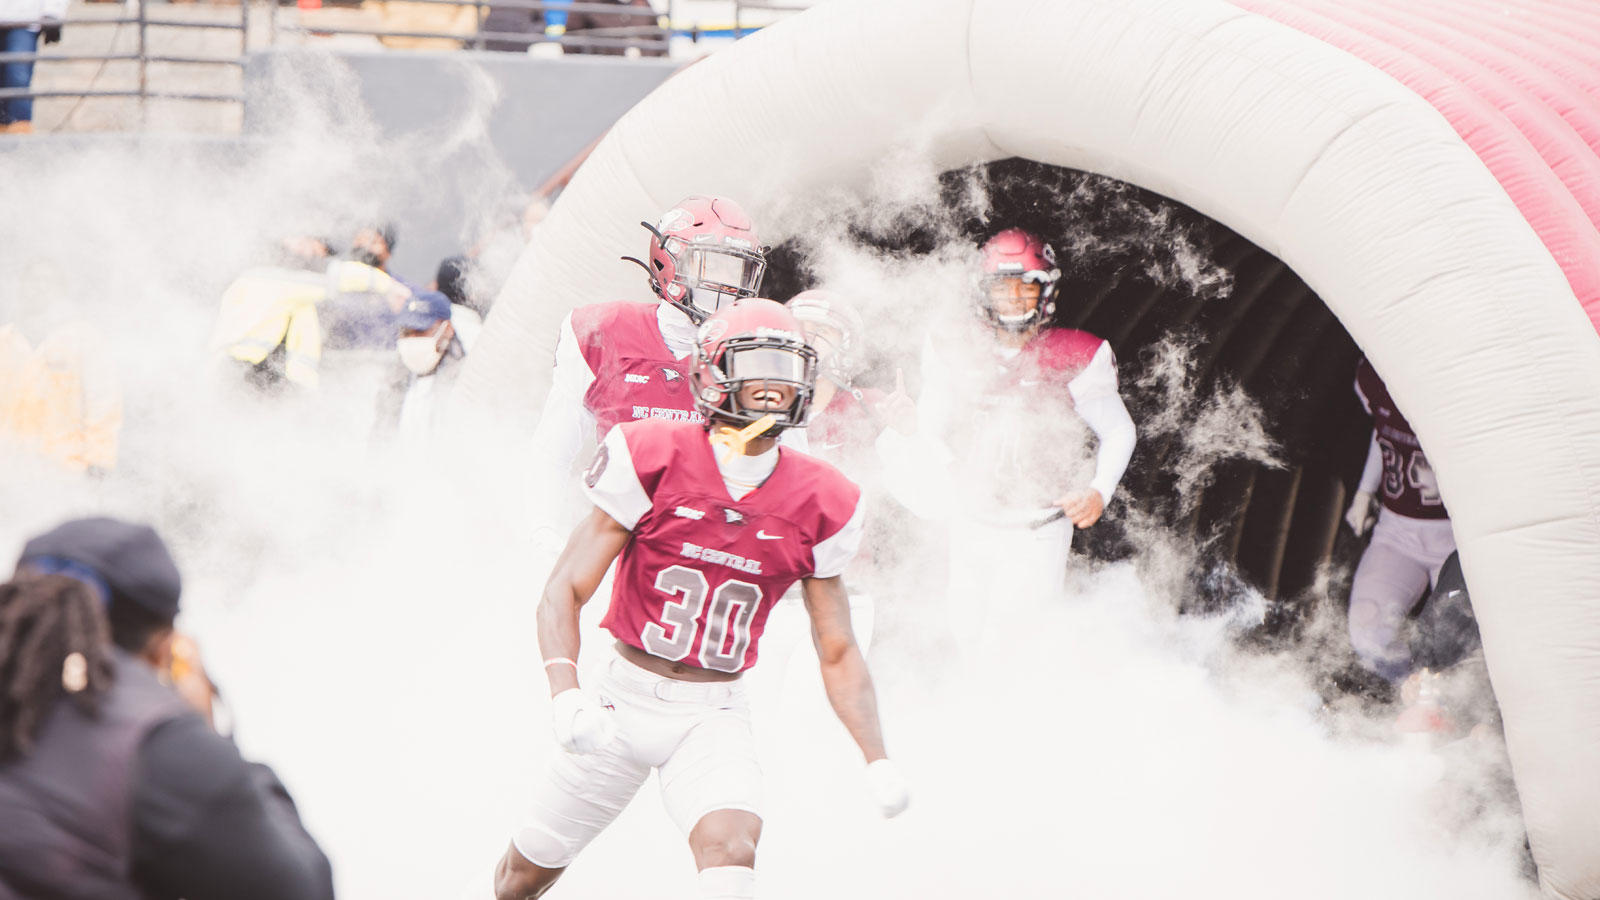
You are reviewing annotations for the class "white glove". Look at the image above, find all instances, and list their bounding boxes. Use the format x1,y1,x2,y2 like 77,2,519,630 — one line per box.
865,758,910,818
1344,490,1376,537
550,688,618,755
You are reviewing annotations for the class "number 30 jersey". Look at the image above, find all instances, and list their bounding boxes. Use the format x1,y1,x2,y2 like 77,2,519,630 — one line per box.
582,419,865,674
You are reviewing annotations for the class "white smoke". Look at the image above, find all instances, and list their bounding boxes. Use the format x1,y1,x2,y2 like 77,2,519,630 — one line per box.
0,55,1531,900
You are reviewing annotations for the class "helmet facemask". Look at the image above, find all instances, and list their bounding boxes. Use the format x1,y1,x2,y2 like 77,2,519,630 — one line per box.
693,335,818,436
667,236,767,321
979,273,1055,333
627,212,768,325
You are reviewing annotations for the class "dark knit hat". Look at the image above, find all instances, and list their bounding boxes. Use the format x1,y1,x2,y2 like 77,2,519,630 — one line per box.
18,517,182,622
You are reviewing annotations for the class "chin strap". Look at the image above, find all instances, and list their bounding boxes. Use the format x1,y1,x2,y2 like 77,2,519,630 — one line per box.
710,414,778,463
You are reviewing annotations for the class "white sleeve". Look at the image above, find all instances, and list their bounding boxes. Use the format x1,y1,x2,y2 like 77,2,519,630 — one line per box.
1068,342,1136,506
1357,428,1383,495
581,426,651,530
810,499,866,578
528,313,598,476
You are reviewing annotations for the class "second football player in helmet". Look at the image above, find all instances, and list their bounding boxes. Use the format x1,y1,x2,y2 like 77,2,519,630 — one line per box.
977,227,1061,335
631,195,767,324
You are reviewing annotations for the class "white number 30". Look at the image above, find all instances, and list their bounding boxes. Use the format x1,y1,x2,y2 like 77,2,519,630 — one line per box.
642,565,763,673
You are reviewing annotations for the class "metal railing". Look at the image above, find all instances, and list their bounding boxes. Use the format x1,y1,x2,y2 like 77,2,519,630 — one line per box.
0,0,813,132
268,0,675,55
730,0,806,40
0,4,248,120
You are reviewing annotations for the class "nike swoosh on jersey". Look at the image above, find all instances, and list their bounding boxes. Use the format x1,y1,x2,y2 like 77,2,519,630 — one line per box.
755,530,784,540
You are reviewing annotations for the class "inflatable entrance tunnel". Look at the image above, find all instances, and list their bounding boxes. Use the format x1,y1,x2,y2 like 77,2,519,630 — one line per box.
459,1,1600,895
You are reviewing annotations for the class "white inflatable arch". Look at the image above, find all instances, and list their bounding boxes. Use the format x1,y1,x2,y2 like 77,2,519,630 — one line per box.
459,0,1600,895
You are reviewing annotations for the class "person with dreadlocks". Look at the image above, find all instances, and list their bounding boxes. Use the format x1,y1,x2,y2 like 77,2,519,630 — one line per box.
0,517,334,900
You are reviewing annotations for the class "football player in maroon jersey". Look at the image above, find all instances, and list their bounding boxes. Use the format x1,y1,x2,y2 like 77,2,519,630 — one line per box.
529,196,807,477
1343,357,1456,681
787,288,916,465
878,228,1136,614
494,299,907,900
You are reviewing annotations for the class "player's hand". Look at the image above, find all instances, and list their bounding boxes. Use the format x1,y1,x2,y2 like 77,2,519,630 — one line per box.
1345,490,1376,536
865,758,910,818
550,688,618,755
1056,489,1105,529
876,368,918,435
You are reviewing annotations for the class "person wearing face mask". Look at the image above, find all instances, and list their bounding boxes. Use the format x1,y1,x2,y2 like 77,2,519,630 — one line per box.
527,197,808,540
375,290,471,441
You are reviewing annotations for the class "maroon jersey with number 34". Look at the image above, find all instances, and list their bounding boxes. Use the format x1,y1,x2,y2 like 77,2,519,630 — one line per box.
582,419,864,674
1355,359,1447,519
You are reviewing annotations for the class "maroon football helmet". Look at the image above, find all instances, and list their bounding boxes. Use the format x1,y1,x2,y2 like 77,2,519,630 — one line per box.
690,298,818,433
631,196,767,323
979,228,1061,332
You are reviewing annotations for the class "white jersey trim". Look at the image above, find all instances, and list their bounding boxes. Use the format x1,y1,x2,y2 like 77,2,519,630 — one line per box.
583,426,651,531
810,499,866,579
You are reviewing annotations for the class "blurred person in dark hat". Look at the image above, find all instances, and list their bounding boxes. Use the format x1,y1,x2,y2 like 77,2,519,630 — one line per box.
348,223,399,274
374,290,473,442
0,517,335,900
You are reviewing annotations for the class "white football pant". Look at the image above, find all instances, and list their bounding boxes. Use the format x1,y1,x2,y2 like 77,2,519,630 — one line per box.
513,646,762,869
1348,509,1457,681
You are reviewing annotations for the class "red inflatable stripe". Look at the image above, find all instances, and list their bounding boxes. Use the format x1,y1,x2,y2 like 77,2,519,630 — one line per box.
1234,0,1600,335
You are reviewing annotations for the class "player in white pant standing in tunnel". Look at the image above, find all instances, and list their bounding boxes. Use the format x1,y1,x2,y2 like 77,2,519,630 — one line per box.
1343,356,1457,682
880,227,1137,628
494,299,907,900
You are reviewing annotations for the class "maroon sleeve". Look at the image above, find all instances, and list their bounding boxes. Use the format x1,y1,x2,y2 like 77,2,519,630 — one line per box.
1033,328,1106,377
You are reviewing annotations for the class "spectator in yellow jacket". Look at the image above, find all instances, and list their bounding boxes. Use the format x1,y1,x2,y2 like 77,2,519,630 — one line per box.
209,236,412,391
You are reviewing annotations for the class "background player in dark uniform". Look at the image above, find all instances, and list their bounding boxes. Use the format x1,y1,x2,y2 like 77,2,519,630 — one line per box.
495,299,907,900
1343,357,1457,681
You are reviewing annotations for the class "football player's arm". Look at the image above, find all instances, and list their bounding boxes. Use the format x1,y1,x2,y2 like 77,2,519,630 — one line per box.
529,314,599,484
801,574,886,761
1345,429,1382,536
528,314,599,549
535,506,631,696
802,574,909,818
1063,342,1136,526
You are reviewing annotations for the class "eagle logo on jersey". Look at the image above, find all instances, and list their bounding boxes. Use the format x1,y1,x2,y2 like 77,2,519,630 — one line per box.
723,508,745,525
660,366,687,393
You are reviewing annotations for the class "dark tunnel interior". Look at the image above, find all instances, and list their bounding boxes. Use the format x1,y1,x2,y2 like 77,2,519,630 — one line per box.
765,158,1376,646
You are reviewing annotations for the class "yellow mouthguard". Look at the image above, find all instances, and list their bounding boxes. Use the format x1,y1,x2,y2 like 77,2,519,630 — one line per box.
711,414,779,463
